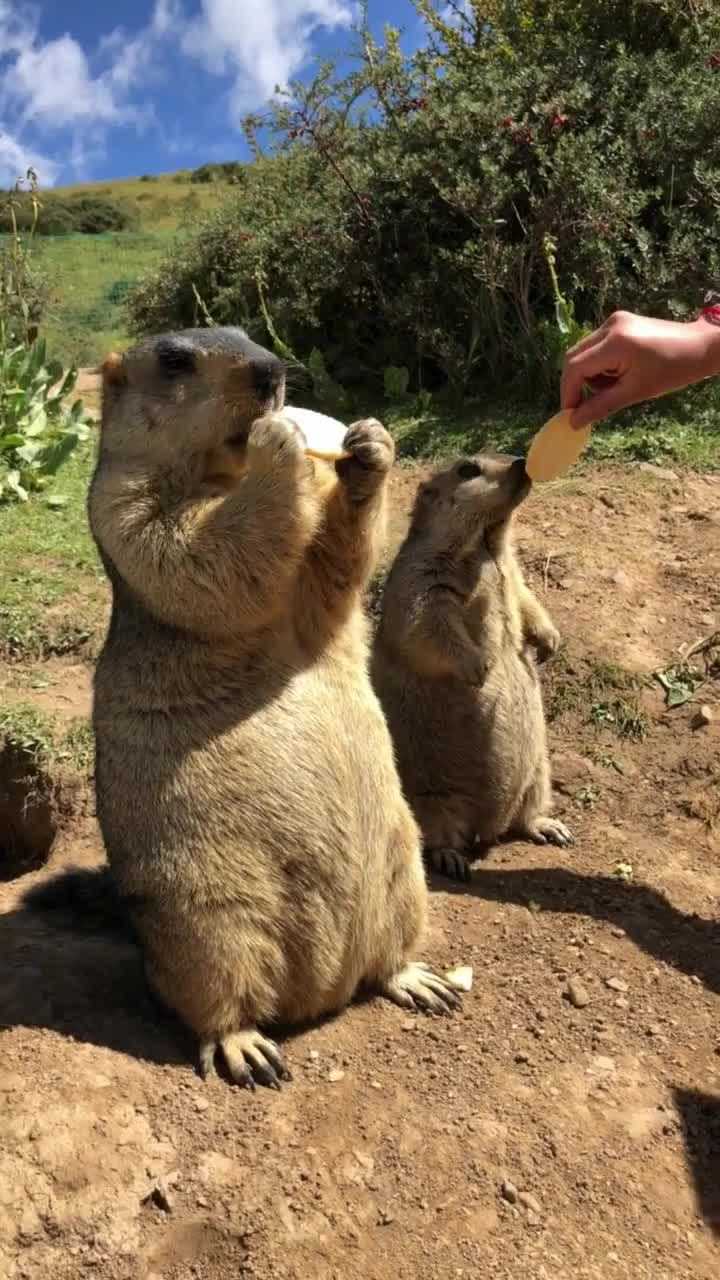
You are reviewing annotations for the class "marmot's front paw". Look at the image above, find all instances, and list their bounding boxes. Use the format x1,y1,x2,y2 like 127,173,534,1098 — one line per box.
528,625,561,664
338,418,395,499
248,413,306,474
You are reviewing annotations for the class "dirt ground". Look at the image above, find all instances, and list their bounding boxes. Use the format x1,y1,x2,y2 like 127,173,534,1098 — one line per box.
1,460,719,1280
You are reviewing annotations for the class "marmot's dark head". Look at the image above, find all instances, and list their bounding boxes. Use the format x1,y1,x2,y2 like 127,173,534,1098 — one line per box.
99,327,286,470
409,453,531,554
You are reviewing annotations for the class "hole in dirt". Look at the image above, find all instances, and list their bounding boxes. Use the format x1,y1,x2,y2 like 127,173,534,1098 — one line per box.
0,741,59,881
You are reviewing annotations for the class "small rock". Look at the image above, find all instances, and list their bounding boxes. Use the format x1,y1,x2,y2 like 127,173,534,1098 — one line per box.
401,1020,415,1032
308,1049,320,1062
515,1052,531,1065
566,977,591,1009
193,1097,210,1113
147,1176,177,1214
615,997,629,1010
647,1024,663,1038
378,1209,395,1226
327,1069,345,1083
370,1080,382,1091
609,569,632,590
693,705,713,729
605,977,629,994
589,1055,616,1076
638,463,678,482
445,965,474,993
518,1191,541,1215
610,927,625,938
501,1180,518,1205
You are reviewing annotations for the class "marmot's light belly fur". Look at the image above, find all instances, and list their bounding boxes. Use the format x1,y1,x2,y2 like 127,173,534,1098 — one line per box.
82,327,459,1087
372,452,573,883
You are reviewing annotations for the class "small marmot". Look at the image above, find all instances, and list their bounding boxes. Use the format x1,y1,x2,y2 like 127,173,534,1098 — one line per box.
372,452,573,882
34,327,460,1088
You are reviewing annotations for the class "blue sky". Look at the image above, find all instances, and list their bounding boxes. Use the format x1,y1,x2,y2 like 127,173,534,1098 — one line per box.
0,0,431,188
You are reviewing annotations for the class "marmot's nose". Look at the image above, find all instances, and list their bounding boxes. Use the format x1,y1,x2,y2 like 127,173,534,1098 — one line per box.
252,356,285,400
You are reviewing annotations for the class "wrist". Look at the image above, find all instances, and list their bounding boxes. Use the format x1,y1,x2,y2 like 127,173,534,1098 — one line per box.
690,315,720,380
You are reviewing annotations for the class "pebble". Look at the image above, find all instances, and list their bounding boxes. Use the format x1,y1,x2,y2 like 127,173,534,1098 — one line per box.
308,1049,320,1061
370,1080,383,1091
605,977,629,993
638,463,678,481
518,1191,541,1215
193,1097,210,1112
590,1055,616,1075
327,1069,345,1083
147,1175,177,1214
615,997,629,1010
693,705,713,728
378,1209,395,1226
501,1180,518,1205
566,977,591,1009
647,1025,663,1038
515,1052,531,1065
401,1020,416,1032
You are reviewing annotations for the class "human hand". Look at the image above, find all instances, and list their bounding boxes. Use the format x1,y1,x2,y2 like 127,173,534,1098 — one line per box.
561,311,720,429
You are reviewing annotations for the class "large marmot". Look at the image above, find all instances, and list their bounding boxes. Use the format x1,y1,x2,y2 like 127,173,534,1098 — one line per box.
31,327,459,1088
372,452,573,882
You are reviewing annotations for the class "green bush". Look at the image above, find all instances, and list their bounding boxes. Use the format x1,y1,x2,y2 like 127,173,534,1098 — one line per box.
190,162,245,184
0,338,93,503
128,0,720,400
1,192,137,236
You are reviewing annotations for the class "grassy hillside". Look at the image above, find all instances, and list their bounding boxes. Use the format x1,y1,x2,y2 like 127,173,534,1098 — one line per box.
11,172,232,367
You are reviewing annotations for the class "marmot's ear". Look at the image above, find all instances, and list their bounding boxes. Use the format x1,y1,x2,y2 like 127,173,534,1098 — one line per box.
99,351,127,386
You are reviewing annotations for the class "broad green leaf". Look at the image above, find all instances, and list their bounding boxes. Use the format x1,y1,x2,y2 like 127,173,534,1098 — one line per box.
23,408,47,437
5,469,28,501
36,432,79,475
15,440,43,464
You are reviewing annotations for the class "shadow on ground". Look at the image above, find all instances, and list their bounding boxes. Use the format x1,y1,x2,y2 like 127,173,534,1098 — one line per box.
0,902,193,1067
673,1088,720,1236
431,864,720,996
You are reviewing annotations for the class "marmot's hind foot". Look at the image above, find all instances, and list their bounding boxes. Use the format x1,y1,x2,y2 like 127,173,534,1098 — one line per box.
382,962,461,1015
199,1029,292,1090
524,817,574,848
428,847,472,882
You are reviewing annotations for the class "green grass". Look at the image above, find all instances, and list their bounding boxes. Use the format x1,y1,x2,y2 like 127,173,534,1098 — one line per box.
33,231,178,367
0,443,104,659
383,379,720,471
3,172,233,367
546,652,649,740
52,174,223,233
0,702,93,773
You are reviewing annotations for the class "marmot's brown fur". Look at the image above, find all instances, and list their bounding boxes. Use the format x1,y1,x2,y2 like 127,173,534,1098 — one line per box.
372,452,572,882
55,327,459,1087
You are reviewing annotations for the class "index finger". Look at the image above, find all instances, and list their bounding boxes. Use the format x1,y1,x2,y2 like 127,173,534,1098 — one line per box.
560,333,619,410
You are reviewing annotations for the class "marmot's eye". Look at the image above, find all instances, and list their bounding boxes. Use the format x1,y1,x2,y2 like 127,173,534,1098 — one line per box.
457,461,482,480
155,338,196,377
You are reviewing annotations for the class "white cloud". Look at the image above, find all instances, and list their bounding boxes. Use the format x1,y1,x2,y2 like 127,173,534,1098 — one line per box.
5,34,127,129
0,0,357,186
0,127,59,188
0,1,164,184
152,0,184,37
178,0,355,123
